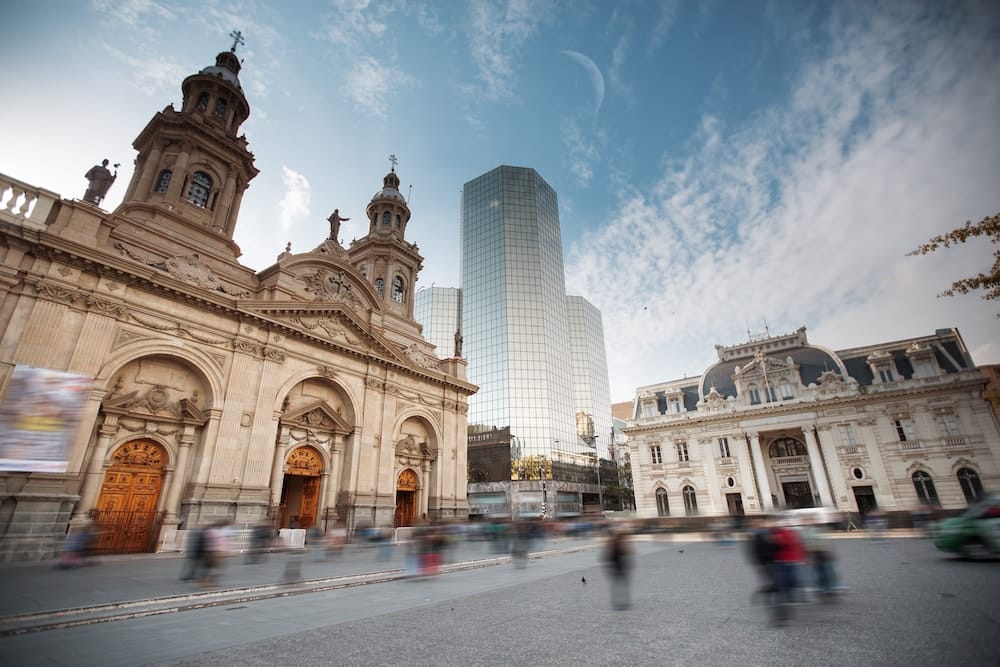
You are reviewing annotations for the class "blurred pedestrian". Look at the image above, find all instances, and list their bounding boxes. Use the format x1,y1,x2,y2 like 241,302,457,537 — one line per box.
199,521,229,588
747,516,777,606
770,520,806,623
247,522,273,564
603,528,633,610
58,519,99,569
180,525,206,580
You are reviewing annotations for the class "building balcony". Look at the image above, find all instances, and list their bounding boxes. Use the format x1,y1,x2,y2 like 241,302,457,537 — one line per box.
718,457,737,467
943,436,966,447
772,455,807,466
899,440,922,451
838,445,863,456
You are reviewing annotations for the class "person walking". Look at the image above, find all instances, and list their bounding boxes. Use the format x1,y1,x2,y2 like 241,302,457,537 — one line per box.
603,527,633,610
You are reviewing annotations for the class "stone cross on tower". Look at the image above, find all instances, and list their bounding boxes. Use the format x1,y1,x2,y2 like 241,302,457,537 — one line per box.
229,29,245,53
388,154,398,172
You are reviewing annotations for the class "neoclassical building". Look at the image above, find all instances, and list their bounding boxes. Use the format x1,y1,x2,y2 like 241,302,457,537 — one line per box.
625,327,1000,521
0,46,474,561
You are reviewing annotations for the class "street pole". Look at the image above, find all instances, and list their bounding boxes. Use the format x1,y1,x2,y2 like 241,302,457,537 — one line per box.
594,435,603,514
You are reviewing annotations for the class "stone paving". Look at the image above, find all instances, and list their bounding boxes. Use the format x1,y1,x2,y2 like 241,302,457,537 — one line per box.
0,533,998,666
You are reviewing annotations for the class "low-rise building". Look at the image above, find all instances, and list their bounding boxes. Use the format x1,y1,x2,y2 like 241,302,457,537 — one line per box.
625,327,1000,522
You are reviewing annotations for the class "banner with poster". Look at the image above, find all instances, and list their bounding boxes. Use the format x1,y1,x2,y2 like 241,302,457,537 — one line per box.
0,366,92,473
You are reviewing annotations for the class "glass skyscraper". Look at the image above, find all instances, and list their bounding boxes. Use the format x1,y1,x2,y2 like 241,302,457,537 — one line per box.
414,286,461,359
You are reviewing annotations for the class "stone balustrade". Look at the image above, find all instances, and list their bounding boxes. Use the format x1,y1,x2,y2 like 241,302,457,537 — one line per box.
0,173,59,230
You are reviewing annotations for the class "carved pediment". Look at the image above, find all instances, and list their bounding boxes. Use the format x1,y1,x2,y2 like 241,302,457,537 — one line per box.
733,355,789,379
281,400,353,436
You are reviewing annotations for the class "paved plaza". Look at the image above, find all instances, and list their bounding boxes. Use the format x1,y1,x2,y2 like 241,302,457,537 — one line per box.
0,534,998,666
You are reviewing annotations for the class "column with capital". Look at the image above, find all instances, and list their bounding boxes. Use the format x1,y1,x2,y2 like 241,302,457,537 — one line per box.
696,437,723,513
747,432,774,510
269,426,291,508
73,415,120,520
803,426,834,507
325,435,345,523
163,426,196,521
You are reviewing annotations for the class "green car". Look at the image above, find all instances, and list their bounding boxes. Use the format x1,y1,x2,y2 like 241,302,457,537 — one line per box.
933,495,1000,559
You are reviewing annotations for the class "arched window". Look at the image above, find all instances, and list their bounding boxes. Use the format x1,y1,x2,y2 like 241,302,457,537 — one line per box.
957,468,984,505
214,97,228,118
912,471,939,506
196,92,209,111
392,276,405,303
779,382,794,399
154,169,172,193
186,171,212,208
394,215,401,228
655,488,669,517
683,486,698,515
382,212,391,226
375,278,384,297
769,437,807,458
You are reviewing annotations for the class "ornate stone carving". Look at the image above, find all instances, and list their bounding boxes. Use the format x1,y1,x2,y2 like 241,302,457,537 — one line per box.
35,280,84,304
299,268,363,308
234,338,260,355
115,243,250,297
365,376,385,391
86,295,126,318
263,347,286,363
292,315,363,347
401,343,431,367
318,365,338,379
111,440,166,467
285,446,323,474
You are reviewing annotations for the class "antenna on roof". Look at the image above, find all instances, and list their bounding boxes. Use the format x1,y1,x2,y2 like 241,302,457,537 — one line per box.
763,317,771,337
746,321,752,342
408,184,413,204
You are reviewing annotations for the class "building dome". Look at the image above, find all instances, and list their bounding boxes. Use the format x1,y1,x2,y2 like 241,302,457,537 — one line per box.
198,51,243,89
700,345,844,398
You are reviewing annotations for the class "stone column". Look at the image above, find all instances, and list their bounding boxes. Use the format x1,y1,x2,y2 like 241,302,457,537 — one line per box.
747,432,774,511
163,426,195,521
698,437,723,514
73,415,119,519
326,436,345,522
420,461,431,521
803,426,834,507
269,426,291,507
816,425,849,508
164,148,190,203
318,470,331,528
134,144,163,196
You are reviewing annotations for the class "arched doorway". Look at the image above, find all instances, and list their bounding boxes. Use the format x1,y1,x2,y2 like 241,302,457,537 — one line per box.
394,469,418,527
280,446,323,530
94,439,168,553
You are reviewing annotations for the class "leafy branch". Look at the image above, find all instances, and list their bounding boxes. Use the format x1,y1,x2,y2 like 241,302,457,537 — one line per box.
908,213,1000,304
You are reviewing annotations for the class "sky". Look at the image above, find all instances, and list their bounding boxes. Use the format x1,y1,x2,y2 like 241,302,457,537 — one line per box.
1,0,998,402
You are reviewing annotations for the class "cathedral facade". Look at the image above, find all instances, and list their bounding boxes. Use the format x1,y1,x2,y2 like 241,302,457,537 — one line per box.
626,327,1000,522
0,48,474,561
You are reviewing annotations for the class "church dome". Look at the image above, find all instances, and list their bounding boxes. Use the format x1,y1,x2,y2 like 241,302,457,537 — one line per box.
199,51,242,89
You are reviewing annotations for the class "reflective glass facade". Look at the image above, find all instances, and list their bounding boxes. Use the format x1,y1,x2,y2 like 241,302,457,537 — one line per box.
414,286,461,359
567,296,612,462
461,166,582,474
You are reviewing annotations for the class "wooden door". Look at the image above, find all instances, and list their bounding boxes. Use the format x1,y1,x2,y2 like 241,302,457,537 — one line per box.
94,440,166,553
299,477,319,530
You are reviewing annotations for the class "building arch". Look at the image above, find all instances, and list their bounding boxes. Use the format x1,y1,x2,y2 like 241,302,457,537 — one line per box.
272,370,359,425
96,342,224,409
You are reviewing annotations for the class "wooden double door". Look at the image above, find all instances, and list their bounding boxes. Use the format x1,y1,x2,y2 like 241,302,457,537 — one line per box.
94,440,167,553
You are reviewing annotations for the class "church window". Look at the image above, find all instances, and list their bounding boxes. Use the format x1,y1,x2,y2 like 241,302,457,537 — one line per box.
375,278,384,297
383,212,391,226
957,468,983,504
894,418,914,442
676,441,689,462
394,215,401,228
683,486,698,515
214,97,228,118
196,92,209,111
154,169,172,193
768,437,807,458
392,276,405,303
718,437,731,458
655,488,669,517
912,471,939,506
187,171,212,208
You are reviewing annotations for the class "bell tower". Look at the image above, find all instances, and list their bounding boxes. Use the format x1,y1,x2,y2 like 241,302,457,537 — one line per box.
348,157,424,322
115,32,258,262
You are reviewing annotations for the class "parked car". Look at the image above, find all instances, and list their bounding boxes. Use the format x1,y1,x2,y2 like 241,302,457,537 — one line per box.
932,495,1000,559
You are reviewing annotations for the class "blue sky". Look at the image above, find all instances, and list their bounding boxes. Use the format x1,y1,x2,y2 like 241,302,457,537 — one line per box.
1,0,998,401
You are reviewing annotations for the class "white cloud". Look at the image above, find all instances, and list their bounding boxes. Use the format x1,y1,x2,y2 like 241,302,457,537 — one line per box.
102,45,189,96
279,166,311,231
343,56,416,117
561,118,599,187
566,3,1000,400
647,0,679,54
464,0,554,102
91,0,172,26
318,0,388,47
